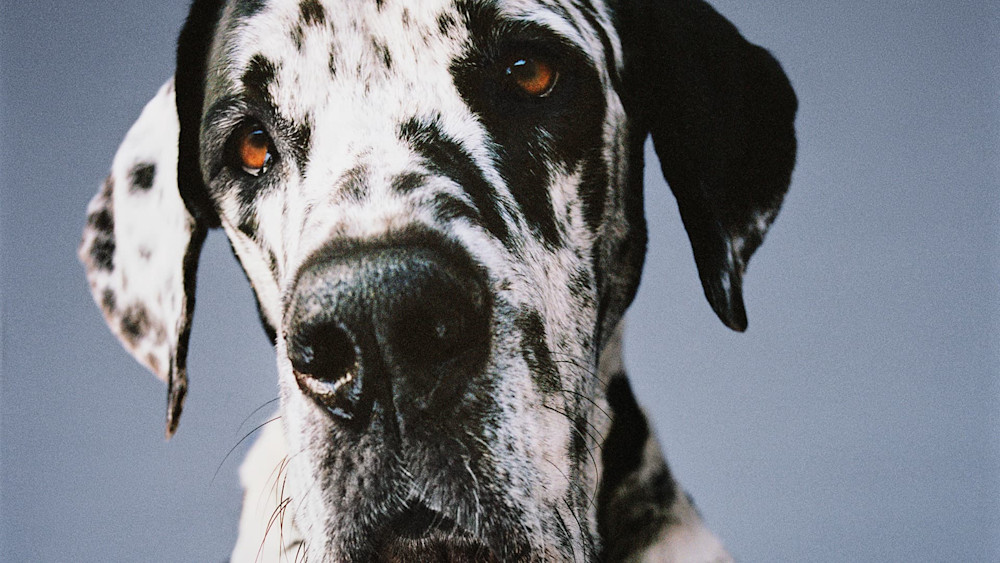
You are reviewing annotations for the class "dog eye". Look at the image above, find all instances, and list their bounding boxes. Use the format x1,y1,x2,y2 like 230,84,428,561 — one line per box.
504,56,558,97
229,123,276,176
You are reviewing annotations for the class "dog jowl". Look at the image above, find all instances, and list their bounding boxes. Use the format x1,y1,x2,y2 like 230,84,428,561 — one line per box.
80,0,796,561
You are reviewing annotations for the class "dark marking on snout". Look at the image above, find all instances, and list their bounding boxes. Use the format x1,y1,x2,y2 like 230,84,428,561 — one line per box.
517,310,559,394
399,117,510,246
337,164,370,201
128,163,155,192
241,54,278,106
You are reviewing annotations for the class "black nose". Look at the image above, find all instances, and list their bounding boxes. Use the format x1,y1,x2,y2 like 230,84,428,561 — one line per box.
284,237,491,426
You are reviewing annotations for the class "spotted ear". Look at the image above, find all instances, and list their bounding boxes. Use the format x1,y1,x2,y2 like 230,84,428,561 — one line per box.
619,0,798,331
80,79,207,437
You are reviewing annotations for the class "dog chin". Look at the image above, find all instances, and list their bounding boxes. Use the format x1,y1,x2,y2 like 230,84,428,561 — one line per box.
373,535,500,563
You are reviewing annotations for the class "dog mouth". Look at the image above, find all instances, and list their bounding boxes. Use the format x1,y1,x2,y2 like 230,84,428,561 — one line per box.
373,503,500,562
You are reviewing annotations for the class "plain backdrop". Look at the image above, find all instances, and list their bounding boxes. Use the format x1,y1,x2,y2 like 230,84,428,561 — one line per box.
1,1,997,561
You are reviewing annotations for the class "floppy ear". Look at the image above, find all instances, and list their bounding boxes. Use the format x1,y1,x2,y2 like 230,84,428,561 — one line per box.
80,79,207,437
619,0,798,331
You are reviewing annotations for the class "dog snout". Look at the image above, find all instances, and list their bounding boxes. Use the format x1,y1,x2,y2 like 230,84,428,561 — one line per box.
285,237,491,426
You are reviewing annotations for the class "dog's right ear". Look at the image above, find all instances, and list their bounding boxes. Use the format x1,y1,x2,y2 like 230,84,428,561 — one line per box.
80,0,225,437
80,79,208,438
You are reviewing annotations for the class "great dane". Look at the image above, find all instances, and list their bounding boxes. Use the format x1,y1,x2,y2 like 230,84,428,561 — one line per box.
80,0,796,560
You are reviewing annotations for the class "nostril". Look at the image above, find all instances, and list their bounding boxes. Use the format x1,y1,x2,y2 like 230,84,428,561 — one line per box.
287,322,362,419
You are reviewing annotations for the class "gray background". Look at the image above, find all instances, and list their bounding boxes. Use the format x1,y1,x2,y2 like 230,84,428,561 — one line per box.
1,0,997,561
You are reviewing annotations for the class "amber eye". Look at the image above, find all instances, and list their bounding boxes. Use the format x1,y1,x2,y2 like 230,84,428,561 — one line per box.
504,57,558,97
232,124,275,176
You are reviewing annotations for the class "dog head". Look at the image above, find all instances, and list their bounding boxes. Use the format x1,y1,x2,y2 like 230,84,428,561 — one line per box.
81,0,795,560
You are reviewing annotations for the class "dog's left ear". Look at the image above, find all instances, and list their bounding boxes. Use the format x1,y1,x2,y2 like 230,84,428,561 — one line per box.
618,0,798,331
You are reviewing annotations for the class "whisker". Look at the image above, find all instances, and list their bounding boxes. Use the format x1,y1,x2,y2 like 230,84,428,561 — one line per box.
213,416,282,484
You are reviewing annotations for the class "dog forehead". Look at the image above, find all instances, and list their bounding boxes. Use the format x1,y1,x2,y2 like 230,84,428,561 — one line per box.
209,0,618,104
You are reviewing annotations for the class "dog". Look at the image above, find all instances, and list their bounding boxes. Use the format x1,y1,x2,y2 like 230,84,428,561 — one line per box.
80,0,796,560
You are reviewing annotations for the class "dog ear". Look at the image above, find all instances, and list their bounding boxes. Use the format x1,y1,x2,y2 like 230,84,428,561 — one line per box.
80,79,207,438
619,0,798,331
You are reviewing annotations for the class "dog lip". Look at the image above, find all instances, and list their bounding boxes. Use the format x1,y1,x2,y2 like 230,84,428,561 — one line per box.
371,502,503,561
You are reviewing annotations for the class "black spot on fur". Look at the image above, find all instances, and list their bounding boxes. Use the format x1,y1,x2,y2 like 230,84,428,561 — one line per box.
233,0,266,18
88,206,113,234
517,310,558,394
392,172,426,193
372,38,392,70
597,374,680,561
401,8,411,27
437,12,455,35
290,120,313,172
600,375,650,494
101,289,116,313
237,217,258,239
431,193,480,225
374,0,384,11
120,305,150,345
572,412,589,461
337,164,370,201
399,117,510,246
128,163,156,192
328,50,338,76
241,54,278,106
299,0,326,26
87,195,116,272
291,24,304,50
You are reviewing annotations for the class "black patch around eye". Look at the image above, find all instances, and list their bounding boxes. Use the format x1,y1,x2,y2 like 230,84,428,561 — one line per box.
299,0,326,26
128,163,156,192
398,117,510,246
450,6,609,249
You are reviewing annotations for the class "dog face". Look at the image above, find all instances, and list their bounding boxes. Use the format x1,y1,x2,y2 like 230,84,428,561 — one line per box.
80,0,795,560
